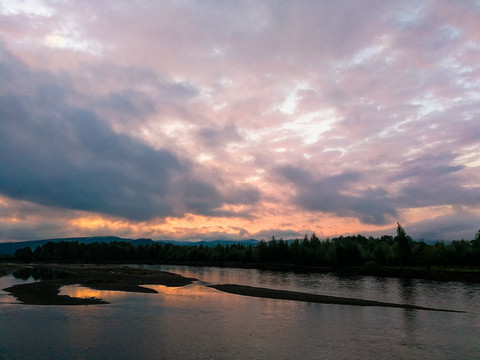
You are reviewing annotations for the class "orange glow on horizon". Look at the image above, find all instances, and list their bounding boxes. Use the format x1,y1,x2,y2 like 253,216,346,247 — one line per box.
8,194,468,242
67,210,397,240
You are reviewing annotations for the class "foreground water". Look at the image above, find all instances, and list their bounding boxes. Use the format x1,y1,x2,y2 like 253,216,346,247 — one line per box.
1,266,479,359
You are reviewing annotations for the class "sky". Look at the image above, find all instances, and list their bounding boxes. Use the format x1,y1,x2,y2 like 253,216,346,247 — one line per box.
1,0,479,242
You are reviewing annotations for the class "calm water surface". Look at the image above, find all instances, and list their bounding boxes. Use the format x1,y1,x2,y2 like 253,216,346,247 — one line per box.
1,266,479,359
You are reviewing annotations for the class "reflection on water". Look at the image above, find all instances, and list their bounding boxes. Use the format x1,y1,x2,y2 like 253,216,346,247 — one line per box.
1,266,480,359
12,267,69,281
59,285,132,301
0,273,37,304
399,278,417,304
59,282,220,304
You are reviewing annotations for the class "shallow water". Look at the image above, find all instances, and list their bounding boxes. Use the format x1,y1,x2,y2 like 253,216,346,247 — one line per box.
0,272,37,304
155,265,480,314
1,266,479,359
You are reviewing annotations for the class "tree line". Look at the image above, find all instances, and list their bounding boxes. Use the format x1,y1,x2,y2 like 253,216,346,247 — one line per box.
13,225,480,268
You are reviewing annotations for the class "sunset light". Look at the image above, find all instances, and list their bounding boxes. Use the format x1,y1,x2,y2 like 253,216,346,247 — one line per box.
1,1,479,243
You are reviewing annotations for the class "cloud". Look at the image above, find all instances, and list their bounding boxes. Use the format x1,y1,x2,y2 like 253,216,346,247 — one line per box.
392,153,480,209
406,212,480,241
1,1,480,241
196,124,242,148
0,47,260,221
276,165,397,225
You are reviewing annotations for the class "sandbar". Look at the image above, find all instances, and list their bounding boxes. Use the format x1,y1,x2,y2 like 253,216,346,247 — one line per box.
2,265,196,305
209,284,465,313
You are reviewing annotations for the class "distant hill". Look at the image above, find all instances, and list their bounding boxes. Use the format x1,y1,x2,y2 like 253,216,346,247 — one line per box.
0,237,260,256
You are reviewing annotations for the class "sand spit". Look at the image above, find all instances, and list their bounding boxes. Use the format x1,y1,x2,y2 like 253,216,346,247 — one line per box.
209,284,465,313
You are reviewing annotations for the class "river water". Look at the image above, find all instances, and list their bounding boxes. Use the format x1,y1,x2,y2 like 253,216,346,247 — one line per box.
1,265,479,359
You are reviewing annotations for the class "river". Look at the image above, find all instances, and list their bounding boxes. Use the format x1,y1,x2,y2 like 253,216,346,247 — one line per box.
1,265,479,359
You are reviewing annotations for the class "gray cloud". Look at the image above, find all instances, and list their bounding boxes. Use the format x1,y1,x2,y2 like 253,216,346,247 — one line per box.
392,153,480,208
0,219,65,242
0,48,260,221
196,124,242,148
392,153,464,181
407,212,480,241
276,165,397,225
274,150,480,228
96,90,157,119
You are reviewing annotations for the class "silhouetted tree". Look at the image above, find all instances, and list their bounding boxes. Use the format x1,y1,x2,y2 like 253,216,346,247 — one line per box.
11,229,480,269
14,247,33,261
394,223,411,267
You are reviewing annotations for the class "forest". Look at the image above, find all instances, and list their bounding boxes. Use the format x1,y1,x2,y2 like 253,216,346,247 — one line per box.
12,225,480,269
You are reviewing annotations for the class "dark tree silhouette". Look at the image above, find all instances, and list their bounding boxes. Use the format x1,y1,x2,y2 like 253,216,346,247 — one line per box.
394,223,411,267
11,228,480,268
